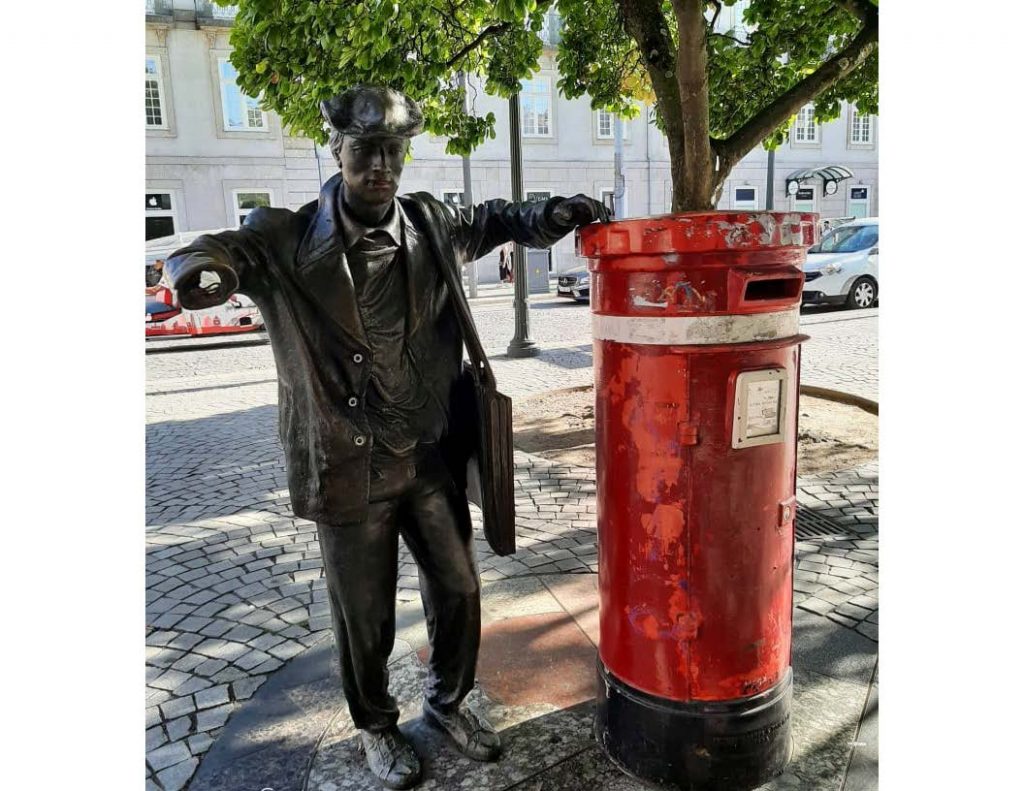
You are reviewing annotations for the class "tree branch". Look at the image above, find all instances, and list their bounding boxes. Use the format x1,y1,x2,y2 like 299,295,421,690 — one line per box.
709,31,752,46
443,22,513,68
714,17,878,171
617,0,682,127
831,0,877,24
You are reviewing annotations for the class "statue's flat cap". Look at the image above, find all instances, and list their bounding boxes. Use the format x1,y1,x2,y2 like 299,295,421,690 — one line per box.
320,86,424,138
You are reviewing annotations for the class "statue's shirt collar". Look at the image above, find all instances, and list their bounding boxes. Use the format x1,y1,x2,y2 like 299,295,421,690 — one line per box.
337,187,403,251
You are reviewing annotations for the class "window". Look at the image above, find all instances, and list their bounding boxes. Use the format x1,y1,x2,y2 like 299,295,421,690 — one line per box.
733,186,758,211
218,58,265,131
233,190,272,226
146,192,177,240
520,77,552,137
442,190,465,209
850,107,874,145
600,188,626,218
145,56,166,129
847,185,871,219
791,185,816,213
595,110,630,141
792,104,818,144
525,190,552,203
810,223,877,254
212,3,238,20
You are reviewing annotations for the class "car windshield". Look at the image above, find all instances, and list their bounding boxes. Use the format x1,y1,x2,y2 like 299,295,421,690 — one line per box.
810,224,878,254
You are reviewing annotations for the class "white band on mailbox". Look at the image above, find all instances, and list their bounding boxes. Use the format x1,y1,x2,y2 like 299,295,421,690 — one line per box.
592,307,800,346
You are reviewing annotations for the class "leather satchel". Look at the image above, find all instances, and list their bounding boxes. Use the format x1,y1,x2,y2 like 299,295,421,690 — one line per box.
441,288,517,557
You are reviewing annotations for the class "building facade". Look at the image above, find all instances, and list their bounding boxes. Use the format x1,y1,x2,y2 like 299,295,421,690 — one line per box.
146,1,878,280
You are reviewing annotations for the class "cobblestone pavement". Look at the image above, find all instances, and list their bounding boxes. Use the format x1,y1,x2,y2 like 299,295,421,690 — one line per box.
798,308,878,401
145,301,878,789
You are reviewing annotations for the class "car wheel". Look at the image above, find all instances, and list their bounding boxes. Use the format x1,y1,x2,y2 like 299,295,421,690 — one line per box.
845,277,877,309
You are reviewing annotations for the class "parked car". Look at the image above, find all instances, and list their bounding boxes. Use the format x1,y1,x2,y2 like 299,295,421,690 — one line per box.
556,265,591,303
802,218,878,309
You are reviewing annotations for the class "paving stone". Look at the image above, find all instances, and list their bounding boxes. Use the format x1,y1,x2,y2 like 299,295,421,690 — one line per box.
155,757,198,791
251,657,286,674
836,602,874,622
280,608,310,625
211,666,250,684
165,715,193,741
193,639,249,662
176,676,213,695
198,619,235,638
267,639,306,661
231,676,266,701
146,725,167,751
187,732,215,756
150,669,192,692
194,658,229,677
223,624,262,643
195,703,234,732
166,633,204,651
158,696,196,721
234,649,274,670
170,653,207,673
797,597,834,616
856,621,879,641
147,741,192,772
194,684,231,709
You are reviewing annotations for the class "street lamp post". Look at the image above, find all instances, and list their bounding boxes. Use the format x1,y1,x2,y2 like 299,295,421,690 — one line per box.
506,91,539,358
459,71,478,298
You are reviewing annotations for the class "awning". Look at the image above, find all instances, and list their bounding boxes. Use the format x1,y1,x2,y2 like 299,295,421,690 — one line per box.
785,165,854,196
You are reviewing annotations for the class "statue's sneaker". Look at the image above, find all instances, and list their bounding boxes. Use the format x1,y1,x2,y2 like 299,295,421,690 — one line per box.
358,726,422,789
422,700,502,762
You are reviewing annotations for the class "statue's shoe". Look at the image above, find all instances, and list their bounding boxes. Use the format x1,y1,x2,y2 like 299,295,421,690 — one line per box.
422,700,502,762
358,726,422,789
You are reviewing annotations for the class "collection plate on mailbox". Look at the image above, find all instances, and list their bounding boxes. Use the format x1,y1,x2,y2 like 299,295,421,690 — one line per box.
732,368,788,449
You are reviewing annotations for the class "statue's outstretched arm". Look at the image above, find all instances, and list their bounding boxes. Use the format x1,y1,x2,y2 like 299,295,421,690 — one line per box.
165,213,275,310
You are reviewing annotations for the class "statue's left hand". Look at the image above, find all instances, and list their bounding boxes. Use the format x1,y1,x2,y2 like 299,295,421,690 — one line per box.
550,194,611,228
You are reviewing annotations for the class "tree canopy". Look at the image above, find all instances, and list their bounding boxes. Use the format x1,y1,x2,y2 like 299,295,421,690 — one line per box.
223,0,878,211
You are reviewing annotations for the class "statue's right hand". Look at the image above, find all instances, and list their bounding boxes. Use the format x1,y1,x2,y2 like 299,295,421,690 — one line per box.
170,257,240,310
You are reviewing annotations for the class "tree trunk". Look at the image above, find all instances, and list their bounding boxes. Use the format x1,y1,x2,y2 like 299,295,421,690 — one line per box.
670,0,716,212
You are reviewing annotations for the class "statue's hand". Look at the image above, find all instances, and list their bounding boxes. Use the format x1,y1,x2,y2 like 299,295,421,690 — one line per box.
550,194,611,228
175,267,237,310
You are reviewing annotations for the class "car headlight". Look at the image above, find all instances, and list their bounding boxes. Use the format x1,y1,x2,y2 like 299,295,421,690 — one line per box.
577,276,590,287
823,263,842,275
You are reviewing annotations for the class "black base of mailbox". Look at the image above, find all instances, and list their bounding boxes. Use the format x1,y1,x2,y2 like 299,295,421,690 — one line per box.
595,662,793,790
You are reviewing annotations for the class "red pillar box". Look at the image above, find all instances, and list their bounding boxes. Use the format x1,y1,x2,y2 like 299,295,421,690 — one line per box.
577,212,817,790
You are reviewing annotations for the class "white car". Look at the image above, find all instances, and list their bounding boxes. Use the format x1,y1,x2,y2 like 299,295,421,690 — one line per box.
802,218,879,309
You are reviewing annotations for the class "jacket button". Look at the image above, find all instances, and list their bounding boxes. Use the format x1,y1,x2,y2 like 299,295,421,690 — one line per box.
347,396,358,407
353,353,364,363
354,435,366,447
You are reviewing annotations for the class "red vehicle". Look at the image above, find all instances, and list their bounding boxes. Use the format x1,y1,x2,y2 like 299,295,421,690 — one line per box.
145,230,265,338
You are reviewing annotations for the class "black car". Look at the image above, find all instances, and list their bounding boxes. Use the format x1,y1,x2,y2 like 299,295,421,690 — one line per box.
556,265,590,303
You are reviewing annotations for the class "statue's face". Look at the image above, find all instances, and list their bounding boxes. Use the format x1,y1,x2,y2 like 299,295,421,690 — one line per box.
339,135,408,207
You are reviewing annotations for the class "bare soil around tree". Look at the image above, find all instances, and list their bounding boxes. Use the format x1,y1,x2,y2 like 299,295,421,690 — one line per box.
512,386,877,475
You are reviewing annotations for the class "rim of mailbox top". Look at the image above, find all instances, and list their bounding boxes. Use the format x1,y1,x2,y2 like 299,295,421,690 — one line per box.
577,212,820,257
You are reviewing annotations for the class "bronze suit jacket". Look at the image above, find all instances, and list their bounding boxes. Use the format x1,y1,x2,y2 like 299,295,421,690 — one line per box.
165,172,572,524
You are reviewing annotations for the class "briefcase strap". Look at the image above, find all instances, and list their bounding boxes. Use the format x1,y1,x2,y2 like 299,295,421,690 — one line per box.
404,197,496,390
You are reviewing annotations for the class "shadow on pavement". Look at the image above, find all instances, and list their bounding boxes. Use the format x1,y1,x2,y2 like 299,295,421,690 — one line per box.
188,601,876,791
